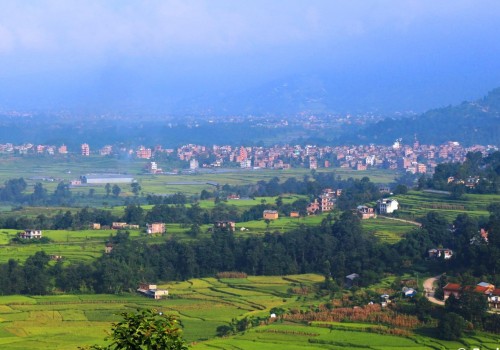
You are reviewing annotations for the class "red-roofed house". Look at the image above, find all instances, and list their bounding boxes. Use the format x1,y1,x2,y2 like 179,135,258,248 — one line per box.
443,283,461,300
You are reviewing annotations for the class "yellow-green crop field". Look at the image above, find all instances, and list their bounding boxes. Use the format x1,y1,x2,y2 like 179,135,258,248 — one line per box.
194,322,500,350
0,155,398,200
0,274,326,350
361,216,418,243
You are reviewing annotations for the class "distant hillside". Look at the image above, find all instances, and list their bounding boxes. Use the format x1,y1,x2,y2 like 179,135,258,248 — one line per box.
188,73,478,115
344,88,500,146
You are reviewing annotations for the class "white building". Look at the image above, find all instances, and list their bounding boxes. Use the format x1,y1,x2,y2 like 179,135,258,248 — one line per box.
377,198,399,214
190,159,199,170
19,229,42,239
240,159,252,169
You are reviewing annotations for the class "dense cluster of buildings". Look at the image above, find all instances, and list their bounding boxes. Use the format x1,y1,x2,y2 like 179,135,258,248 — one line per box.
0,140,497,175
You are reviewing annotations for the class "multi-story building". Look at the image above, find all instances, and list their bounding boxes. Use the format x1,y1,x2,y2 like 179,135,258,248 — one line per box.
136,146,152,159
146,223,166,235
18,229,42,239
81,143,90,156
190,159,199,170
58,144,68,154
377,198,399,214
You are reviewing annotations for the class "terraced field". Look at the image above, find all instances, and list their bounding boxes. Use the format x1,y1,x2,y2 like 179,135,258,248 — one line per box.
194,322,500,350
361,216,418,243
392,191,499,221
0,274,325,349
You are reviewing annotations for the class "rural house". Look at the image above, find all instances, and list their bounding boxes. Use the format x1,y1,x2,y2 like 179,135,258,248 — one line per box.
428,248,453,260
146,222,166,235
356,206,376,219
377,198,399,214
214,221,236,232
137,283,169,300
18,229,42,239
263,210,279,220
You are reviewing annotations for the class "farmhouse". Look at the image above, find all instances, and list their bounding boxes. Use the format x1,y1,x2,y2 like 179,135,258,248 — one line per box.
356,206,376,219
377,198,399,214
428,248,453,260
345,273,359,288
137,283,169,300
146,222,166,235
263,210,279,220
307,189,338,215
307,199,320,215
443,282,500,308
112,222,140,230
80,174,134,184
104,244,113,254
18,229,42,239
214,221,236,232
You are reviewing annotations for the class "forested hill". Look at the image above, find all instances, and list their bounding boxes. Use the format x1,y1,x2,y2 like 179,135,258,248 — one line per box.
345,88,500,146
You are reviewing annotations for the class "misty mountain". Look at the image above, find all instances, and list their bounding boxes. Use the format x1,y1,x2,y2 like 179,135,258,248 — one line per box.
174,72,483,116
343,88,500,146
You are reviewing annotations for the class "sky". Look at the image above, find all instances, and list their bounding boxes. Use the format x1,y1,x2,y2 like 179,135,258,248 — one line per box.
0,0,500,114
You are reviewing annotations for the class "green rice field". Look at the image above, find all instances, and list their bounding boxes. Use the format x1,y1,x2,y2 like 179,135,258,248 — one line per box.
0,155,399,200
0,274,326,349
361,217,418,243
194,322,500,350
391,191,499,221
0,268,496,350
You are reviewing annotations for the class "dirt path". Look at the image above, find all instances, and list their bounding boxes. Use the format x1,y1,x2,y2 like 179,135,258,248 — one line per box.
423,275,445,306
379,215,422,227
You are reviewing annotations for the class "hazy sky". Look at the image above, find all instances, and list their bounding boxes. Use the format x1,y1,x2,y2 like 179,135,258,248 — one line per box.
1,0,499,113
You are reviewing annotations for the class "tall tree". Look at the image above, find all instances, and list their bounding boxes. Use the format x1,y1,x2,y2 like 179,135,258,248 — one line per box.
112,184,121,198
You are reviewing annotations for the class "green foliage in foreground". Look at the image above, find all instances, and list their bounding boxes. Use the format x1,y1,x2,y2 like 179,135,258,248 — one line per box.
84,309,187,350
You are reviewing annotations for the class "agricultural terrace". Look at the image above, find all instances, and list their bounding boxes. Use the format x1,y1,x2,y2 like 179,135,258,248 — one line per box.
0,274,325,350
0,212,340,264
194,322,500,350
0,228,142,264
361,216,418,244
0,209,411,264
389,191,499,221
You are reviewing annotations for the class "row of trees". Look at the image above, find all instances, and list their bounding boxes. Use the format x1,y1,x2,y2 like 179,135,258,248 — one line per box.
0,178,141,206
0,212,383,295
4,205,499,296
210,172,384,205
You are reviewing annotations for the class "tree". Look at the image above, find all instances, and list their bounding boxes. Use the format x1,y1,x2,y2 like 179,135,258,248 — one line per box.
393,184,408,195
216,324,234,337
200,189,212,200
85,308,188,350
23,251,51,295
112,185,121,198
123,205,144,225
131,182,141,197
105,183,111,197
438,312,466,340
53,182,72,204
31,182,48,204
275,196,283,208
